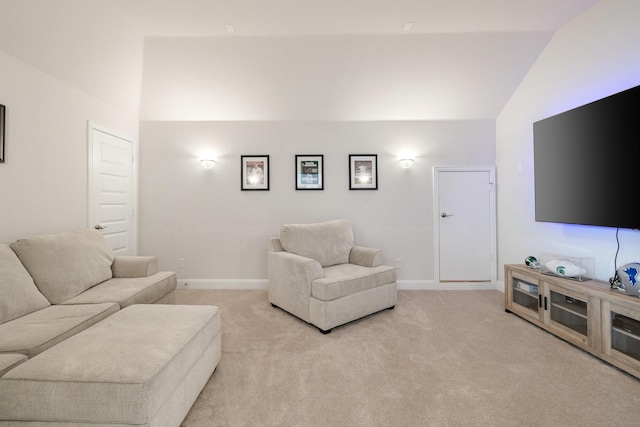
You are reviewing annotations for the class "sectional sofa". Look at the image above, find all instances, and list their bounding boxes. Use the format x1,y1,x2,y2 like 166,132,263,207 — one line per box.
0,229,221,426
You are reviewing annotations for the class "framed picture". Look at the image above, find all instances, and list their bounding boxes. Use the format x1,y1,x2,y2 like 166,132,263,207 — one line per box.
349,154,378,190
0,104,5,163
241,155,269,191
295,154,324,190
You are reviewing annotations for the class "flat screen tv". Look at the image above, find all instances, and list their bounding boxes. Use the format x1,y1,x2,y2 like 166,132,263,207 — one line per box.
533,84,640,230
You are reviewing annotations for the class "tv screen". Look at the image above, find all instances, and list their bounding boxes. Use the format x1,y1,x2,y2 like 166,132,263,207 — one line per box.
533,85,640,230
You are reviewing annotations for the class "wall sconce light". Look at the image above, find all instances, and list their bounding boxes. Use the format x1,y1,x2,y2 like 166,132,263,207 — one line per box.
399,158,414,169
200,159,215,169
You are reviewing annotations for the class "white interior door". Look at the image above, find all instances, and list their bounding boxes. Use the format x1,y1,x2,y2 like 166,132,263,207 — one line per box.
435,168,495,282
88,123,136,255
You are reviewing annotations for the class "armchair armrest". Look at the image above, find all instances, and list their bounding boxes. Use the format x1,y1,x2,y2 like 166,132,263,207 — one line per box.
349,246,383,267
268,250,324,323
269,237,284,252
268,251,324,292
111,256,159,278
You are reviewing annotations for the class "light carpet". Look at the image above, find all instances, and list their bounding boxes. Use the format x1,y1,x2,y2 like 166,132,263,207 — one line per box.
177,289,640,426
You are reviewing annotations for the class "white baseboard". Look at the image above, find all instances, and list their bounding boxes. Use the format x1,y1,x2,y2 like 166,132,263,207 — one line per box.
178,279,500,291
398,280,497,290
178,279,268,290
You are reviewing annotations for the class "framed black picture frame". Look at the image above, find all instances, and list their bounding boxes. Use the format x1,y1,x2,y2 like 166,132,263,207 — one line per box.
241,155,269,191
295,154,324,190
349,154,378,190
0,104,5,163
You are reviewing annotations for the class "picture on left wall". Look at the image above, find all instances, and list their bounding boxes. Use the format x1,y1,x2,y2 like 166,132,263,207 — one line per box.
0,104,5,163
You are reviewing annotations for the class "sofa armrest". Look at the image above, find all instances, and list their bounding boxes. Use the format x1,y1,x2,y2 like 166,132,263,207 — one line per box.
111,256,159,278
349,246,383,267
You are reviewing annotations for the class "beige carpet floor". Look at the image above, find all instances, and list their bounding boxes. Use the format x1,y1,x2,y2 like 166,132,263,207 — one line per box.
177,289,640,426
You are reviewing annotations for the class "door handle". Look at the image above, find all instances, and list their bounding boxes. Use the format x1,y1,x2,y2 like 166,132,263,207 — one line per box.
94,225,105,230
441,213,453,218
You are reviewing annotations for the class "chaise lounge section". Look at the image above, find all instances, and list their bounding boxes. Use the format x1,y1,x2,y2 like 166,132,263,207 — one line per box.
0,304,221,427
0,229,221,426
0,229,177,359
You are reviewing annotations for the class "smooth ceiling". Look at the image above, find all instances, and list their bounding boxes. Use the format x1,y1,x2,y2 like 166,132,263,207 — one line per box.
0,0,599,118
111,0,598,36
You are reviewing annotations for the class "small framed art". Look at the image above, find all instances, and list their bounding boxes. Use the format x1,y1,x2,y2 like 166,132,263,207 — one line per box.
295,154,324,190
349,154,377,190
0,104,5,163
241,155,269,191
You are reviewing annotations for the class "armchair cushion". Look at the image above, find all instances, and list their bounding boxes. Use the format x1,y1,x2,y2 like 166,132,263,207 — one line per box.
280,219,354,267
312,264,396,301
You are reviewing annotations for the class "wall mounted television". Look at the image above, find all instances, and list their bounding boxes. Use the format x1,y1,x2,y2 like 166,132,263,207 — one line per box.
533,84,640,230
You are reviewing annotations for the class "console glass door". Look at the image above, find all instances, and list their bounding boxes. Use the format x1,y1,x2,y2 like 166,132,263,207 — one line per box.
611,312,640,362
549,290,588,337
512,277,539,314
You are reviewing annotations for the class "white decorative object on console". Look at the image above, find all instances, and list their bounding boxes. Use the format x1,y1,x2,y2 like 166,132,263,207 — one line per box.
539,252,594,281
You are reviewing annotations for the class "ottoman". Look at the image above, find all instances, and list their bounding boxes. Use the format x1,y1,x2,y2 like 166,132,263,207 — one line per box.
0,304,221,426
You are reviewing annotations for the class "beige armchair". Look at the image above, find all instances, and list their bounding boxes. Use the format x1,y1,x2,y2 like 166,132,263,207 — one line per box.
267,219,397,333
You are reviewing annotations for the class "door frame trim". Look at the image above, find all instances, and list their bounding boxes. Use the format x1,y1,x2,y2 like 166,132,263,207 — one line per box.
87,121,138,255
433,166,497,285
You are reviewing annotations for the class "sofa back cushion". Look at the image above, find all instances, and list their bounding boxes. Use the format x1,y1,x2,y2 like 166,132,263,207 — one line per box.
279,219,354,267
0,244,51,324
10,230,115,304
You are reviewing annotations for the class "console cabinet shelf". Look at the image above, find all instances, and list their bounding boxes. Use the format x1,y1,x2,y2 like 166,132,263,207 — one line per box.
505,264,640,379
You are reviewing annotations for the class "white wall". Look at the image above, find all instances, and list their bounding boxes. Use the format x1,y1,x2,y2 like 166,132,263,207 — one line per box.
0,1,143,245
496,0,640,284
0,0,144,114
138,34,505,286
139,120,495,285
0,51,139,243
9,1,632,288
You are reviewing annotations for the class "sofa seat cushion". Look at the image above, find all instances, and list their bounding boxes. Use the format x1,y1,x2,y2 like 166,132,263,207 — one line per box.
0,354,28,377
10,229,115,304
61,271,177,308
0,303,119,358
0,244,51,325
0,304,221,426
312,263,397,301
280,219,354,267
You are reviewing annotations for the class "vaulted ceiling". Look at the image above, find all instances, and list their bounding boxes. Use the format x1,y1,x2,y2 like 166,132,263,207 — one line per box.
111,0,598,36
0,0,599,118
